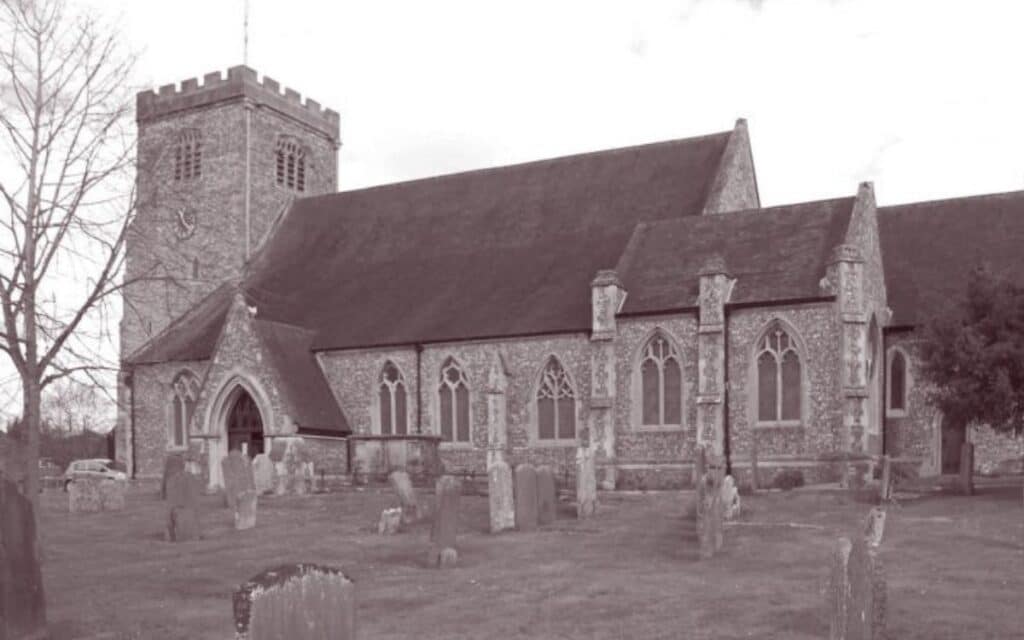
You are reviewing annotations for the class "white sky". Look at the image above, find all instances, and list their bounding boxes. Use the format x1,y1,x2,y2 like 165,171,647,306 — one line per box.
4,0,1024,424
104,0,1024,206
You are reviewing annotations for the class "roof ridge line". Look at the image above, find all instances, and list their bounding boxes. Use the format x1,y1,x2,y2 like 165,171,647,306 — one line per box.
878,188,1024,211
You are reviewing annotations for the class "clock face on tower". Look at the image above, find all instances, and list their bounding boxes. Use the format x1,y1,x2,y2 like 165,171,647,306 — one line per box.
174,206,197,240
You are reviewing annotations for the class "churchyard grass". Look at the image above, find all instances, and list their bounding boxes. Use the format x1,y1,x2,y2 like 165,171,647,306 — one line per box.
37,481,1022,639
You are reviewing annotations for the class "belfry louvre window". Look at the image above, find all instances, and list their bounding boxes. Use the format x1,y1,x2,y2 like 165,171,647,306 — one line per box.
379,361,408,435
756,324,802,424
640,334,683,426
537,357,576,440
275,138,306,192
438,358,470,443
170,371,199,448
173,130,202,180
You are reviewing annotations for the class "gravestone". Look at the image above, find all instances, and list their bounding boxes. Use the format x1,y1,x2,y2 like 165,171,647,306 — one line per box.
272,440,312,496
68,477,103,513
389,469,423,525
235,489,258,531
161,452,185,499
878,455,893,502
576,448,598,519
845,537,887,640
222,450,256,509
827,537,853,640
959,442,974,496
720,474,740,520
98,478,127,511
536,465,557,525
252,453,276,495
165,471,203,542
1,477,47,639
514,463,539,531
863,507,886,548
487,459,515,533
378,507,402,535
426,475,461,568
233,564,355,640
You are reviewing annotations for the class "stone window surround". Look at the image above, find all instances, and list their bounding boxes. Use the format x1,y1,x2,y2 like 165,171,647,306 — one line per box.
630,328,688,432
433,355,473,449
749,318,808,430
528,354,580,448
885,346,911,418
372,360,410,436
166,368,200,451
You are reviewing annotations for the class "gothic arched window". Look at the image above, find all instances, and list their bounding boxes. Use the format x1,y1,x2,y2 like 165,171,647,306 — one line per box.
887,348,909,415
275,137,306,192
638,334,683,426
755,323,802,425
378,361,408,435
170,371,200,448
438,358,470,443
173,130,202,180
536,357,576,440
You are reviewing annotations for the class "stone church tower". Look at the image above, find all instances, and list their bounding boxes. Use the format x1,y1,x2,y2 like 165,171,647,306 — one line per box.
121,66,340,358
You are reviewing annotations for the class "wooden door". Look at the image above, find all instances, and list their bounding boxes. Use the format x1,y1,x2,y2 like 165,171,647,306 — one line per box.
227,391,265,457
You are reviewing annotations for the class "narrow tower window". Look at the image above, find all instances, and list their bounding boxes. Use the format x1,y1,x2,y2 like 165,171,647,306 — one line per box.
275,138,307,192
173,130,202,180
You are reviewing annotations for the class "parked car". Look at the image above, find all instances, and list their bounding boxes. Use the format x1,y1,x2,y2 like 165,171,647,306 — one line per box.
63,458,127,490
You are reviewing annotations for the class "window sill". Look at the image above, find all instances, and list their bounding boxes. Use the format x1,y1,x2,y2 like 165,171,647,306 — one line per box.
529,439,578,449
885,409,907,419
166,443,188,452
632,424,687,434
754,421,803,430
439,441,474,450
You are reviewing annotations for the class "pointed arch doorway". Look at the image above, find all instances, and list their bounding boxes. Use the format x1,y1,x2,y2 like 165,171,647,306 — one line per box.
227,388,265,458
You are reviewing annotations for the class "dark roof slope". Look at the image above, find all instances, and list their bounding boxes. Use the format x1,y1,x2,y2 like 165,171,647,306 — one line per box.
619,198,854,314
252,320,349,432
128,283,235,364
242,132,732,349
879,190,1024,327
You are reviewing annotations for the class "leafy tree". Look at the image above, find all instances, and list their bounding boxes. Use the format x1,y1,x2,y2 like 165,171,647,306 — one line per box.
919,264,1024,445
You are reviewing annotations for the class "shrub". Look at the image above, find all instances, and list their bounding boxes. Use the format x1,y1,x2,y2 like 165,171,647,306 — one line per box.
772,469,804,491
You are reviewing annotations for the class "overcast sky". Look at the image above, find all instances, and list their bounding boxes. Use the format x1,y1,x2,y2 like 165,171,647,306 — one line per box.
107,0,1024,206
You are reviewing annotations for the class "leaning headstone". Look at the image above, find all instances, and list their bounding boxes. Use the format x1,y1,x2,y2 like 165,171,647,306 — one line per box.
827,537,853,640
235,489,258,531
167,505,201,542
1,477,47,639
233,564,355,640
252,453,276,495
863,507,886,548
845,537,887,640
576,448,598,519
426,475,461,568
68,477,103,513
98,478,127,511
378,507,402,535
389,469,423,525
721,474,741,520
165,471,203,542
487,459,515,533
536,465,557,525
161,452,185,499
514,463,539,531
959,442,974,496
222,450,256,509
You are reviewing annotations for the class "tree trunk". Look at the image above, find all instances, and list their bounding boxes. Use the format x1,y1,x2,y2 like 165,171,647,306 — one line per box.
23,376,42,509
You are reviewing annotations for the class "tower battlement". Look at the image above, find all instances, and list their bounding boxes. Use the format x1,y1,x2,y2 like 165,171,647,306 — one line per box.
136,65,339,142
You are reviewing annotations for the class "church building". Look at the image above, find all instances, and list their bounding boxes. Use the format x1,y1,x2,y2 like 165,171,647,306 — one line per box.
116,66,1024,490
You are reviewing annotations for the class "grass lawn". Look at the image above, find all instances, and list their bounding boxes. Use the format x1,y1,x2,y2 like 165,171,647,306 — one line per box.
37,480,1024,640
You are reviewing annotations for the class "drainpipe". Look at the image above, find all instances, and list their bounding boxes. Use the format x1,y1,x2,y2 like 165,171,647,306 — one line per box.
881,331,887,456
127,368,137,479
723,306,732,475
415,343,424,434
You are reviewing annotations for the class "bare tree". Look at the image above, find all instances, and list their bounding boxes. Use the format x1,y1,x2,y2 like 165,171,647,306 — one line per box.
0,0,136,505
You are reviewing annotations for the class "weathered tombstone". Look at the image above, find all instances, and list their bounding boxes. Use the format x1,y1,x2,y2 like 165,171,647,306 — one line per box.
273,440,311,496
959,442,974,496
68,477,103,513
878,455,893,502
720,474,741,520
233,564,355,640
487,459,515,533
235,489,258,531
252,453,276,495
165,471,203,542
827,537,853,640
98,478,127,511
576,448,598,519
863,507,886,548
388,469,423,525
378,507,402,535
845,537,887,640
514,463,539,531
426,475,461,568
536,465,557,525
160,452,185,499
0,477,47,639
222,450,256,509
